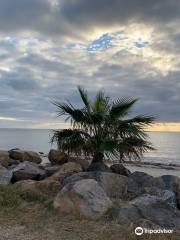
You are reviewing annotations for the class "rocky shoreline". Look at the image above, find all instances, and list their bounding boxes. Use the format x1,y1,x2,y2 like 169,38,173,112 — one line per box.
0,148,180,231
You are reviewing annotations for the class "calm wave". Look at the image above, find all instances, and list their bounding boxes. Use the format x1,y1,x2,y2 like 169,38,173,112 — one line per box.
0,129,179,165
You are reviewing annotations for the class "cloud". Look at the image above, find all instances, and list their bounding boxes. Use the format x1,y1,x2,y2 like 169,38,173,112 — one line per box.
0,1,179,128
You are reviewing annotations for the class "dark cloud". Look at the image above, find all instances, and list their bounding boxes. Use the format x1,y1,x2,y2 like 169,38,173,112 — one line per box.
60,0,180,29
0,0,179,127
0,0,179,38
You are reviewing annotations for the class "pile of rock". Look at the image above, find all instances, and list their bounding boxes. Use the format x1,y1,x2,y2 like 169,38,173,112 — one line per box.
0,148,180,229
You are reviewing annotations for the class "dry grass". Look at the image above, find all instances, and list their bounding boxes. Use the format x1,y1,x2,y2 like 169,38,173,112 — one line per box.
0,185,179,240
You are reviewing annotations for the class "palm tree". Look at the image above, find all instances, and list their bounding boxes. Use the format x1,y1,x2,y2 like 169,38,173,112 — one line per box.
51,86,155,163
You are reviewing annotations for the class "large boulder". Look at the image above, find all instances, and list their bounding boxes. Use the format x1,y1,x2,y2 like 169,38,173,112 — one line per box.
0,164,12,185
110,194,180,229
54,179,112,218
48,149,68,165
68,157,90,171
9,149,24,161
141,187,177,209
157,175,180,208
110,164,131,176
87,162,112,173
0,150,12,168
62,171,128,199
16,179,61,197
44,165,61,177
9,149,42,164
49,162,83,182
23,151,42,164
127,171,165,199
12,161,46,182
157,175,180,192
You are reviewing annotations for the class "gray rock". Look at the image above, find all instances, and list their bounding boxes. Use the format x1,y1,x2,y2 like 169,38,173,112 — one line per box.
54,179,112,218
62,172,95,186
127,171,165,199
9,149,42,164
110,164,131,176
23,151,42,164
62,171,128,199
87,162,112,173
111,194,180,229
44,165,61,177
12,161,46,182
157,175,180,208
9,149,24,161
49,162,83,182
0,164,12,185
157,175,180,191
109,204,142,225
0,150,12,168
141,187,177,208
48,149,68,165
68,157,90,171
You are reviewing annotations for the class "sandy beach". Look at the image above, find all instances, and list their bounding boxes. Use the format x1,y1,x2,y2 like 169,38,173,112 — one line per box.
125,163,180,177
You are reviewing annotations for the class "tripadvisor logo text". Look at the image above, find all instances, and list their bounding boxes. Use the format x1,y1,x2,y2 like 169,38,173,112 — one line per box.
135,227,173,235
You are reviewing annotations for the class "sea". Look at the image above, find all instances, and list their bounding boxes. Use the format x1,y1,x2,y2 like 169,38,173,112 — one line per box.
0,128,180,165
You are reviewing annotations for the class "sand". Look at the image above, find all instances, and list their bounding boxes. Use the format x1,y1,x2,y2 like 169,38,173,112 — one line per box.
125,163,180,177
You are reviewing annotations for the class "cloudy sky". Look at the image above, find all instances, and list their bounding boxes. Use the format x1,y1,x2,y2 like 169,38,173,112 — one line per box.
0,0,180,131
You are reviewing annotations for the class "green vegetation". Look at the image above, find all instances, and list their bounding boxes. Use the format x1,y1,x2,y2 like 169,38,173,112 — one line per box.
0,185,51,209
52,86,155,162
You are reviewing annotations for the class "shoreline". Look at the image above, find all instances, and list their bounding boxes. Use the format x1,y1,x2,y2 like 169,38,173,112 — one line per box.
104,160,180,177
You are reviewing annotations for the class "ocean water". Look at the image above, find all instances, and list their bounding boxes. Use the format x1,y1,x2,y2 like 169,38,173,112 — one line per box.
0,129,179,165
144,132,180,165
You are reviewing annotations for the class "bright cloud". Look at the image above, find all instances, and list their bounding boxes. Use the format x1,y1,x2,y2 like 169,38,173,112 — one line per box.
0,0,179,130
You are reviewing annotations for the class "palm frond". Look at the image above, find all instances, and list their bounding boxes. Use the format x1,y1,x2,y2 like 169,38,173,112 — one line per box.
92,91,109,113
110,97,138,119
124,115,155,126
78,86,91,112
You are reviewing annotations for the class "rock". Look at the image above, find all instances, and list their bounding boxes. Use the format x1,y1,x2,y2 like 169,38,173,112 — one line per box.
11,149,42,164
23,151,42,164
68,157,90,171
49,162,83,182
48,149,68,165
87,162,112,172
7,160,20,169
62,172,95,186
110,164,131,176
158,175,180,191
12,161,46,182
0,150,11,167
16,179,61,197
157,175,180,208
9,149,24,161
2,158,20,168
54,179,112,218
9,149,42,164
96,172,128,199
109,203,141,225
127,171,165,199
111,194,180,229
62,172,128,199
44,165,61,177
141,187,177,208
0,164,12,185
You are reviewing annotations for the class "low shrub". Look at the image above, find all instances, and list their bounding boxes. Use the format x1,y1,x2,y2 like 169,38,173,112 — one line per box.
0,184,52,209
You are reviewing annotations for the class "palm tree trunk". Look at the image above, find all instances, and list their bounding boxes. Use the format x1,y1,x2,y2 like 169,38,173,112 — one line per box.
92,152,104,163
119,152,124,163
